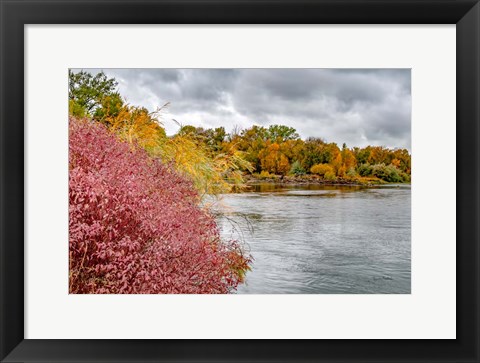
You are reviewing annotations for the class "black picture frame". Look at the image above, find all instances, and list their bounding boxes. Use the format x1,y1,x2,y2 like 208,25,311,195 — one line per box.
1,0,479,362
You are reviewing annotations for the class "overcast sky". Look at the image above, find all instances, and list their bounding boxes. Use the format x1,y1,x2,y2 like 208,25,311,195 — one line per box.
76,68,411,150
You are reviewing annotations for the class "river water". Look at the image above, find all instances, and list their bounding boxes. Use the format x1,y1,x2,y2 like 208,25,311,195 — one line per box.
215,183,411,294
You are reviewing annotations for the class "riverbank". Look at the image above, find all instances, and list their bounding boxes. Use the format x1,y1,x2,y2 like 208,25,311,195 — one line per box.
243,174,387,187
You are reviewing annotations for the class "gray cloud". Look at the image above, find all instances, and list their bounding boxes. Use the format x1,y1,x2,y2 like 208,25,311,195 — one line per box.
73,68,411,149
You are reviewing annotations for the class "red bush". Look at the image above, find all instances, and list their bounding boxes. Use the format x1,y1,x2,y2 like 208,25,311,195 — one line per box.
69,117,250,294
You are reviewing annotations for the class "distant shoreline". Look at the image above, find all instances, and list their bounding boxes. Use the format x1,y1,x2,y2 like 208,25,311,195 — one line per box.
243,174,400,187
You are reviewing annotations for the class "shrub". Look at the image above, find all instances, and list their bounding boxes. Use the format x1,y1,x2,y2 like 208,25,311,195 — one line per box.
346,167,357,178
289,160,306,176
256,170,276,180
69,117,250,294
324,171,337,181
400,171,411,182
371,163,403,183
357,163,373,177
310,163,334,176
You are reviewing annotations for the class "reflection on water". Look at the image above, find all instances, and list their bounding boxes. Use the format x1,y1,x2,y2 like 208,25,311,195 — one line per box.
215,183,411,294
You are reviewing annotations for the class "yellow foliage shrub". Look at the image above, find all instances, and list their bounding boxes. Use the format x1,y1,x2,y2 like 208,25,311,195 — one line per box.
310,163,334,176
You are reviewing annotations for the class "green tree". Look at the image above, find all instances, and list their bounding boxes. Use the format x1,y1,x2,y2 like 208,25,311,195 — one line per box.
94,93,124,121
353,146,371,165
69,70,122,118
177,125,227,153
265,124,300,142
301,137,326,171
204,127,227,152
177,125,199,136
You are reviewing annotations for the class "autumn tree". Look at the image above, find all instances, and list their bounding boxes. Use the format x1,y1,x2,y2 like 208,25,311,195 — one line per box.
340,143,357,177
391,148,411,173
368,146,391,165
259,141,290,175
280,139,305,163
230,125,268,171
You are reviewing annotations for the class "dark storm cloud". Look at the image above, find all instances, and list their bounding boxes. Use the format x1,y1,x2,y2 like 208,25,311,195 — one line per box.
73,68,411,149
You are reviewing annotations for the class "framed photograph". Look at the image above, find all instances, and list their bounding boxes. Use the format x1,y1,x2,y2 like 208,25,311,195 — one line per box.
1,0,479,362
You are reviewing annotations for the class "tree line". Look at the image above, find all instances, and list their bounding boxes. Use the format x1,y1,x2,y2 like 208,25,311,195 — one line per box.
180,124,411,183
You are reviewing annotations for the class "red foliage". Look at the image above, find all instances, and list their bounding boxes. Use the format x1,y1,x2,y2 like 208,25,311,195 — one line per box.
69,117,250,294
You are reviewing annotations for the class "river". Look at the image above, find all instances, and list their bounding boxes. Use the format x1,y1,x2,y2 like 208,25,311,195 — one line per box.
215,183,411,294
